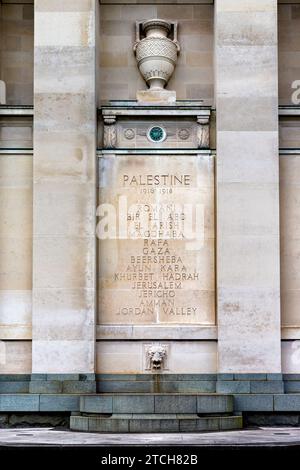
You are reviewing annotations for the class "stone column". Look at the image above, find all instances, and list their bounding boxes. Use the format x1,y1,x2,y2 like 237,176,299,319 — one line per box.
32,0,97,373
215,0,281,372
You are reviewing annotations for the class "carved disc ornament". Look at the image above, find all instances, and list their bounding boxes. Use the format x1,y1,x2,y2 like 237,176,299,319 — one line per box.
124,128,135,140
178,128,190,140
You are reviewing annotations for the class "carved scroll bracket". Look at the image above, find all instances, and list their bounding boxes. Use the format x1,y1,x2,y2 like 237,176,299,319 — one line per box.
197,115,210,150
103,115,117,149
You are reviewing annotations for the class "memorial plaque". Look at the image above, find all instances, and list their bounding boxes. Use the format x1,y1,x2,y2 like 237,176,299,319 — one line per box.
97,154,215,325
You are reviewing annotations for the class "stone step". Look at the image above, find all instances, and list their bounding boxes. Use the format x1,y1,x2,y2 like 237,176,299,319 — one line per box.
79,394,234,415
70,413,243,433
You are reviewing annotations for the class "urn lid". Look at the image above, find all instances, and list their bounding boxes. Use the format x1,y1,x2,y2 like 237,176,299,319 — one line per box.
141,18,172,37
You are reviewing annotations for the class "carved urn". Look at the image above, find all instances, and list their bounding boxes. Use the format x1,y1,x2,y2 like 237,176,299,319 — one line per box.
133,19,180,93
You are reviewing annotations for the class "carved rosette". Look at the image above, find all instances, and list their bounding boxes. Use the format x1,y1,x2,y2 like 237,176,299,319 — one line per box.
124,128,135,140
133,19,180,91
178,128,190,141
197,116,210,149
103,115,117,149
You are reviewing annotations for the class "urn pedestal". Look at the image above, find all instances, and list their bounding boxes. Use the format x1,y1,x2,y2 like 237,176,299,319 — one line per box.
136,88,176,104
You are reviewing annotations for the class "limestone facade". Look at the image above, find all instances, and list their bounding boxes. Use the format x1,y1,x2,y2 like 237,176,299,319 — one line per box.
0,0,300,378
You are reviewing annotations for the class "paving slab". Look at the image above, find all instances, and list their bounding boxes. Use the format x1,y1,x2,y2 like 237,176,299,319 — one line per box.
0,427,300,447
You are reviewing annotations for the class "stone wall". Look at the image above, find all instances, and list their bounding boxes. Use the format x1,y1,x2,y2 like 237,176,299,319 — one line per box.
0,2,299,109
0,2,34,105
32,0,97,374
280,118,300,148
0,116,33,149
280,153,300,375
96,341,217,374
0,0,300,377
0,153,32,373
280,155,300,329
215,0,281,373
98,3,214,103
278,3,300,105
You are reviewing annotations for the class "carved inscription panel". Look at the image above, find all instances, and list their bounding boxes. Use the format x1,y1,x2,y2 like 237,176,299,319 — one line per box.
97,154,215,325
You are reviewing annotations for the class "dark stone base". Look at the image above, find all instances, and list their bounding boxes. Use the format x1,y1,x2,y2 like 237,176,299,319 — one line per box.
0,374,300,425
0,413,69,429
244,412,300,427
3,411,300,432
0,373,297,395
96,373,285,394
29,374,96,394
70,414,243,433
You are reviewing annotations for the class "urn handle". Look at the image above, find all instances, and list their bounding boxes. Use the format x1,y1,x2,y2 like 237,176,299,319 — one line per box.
133,20,180,53
172,22,180,53
133,21,142,53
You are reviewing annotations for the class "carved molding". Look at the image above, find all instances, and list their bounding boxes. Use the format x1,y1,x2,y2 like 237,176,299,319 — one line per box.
0,80,6,105
101,106,211,150
197,116,210,149
103,115,117,149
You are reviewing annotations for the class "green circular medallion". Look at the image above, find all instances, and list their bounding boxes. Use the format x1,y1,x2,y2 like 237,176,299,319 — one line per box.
148,126,166,143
